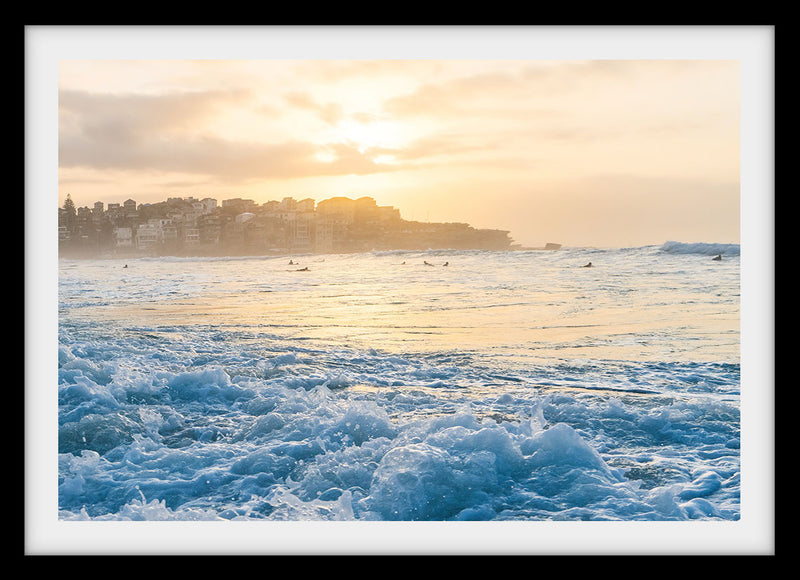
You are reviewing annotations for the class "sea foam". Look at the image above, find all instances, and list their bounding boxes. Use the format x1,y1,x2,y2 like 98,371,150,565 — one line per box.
56,244,741,522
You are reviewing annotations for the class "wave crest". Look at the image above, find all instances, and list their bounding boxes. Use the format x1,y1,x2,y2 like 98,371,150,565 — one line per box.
660,241,740,256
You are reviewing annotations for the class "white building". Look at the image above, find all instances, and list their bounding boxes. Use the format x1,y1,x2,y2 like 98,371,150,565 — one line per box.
184,227,201,245
113,227,133,248
135,221,162,250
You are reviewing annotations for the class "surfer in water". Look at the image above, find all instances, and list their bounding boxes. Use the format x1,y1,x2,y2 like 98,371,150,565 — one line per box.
712,254,722,261
424,261,435,266
582,262,593,268
443,262,449,266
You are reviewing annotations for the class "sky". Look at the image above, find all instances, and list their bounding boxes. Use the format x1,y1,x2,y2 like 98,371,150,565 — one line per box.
55,39,742,249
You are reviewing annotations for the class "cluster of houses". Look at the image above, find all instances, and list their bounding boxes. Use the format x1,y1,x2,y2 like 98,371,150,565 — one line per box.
58,194,513,258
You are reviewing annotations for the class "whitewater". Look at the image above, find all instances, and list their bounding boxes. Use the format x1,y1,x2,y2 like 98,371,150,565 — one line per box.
55,242,742,527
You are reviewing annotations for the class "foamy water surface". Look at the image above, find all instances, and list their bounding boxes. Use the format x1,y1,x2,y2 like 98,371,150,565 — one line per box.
56,242,741,522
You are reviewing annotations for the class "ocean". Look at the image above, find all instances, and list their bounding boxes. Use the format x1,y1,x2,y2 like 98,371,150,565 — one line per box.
56,241,742,524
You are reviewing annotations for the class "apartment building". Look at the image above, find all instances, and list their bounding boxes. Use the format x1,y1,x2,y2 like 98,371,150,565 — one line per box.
135,221,162,251
59,193,510,258
113,227,134,250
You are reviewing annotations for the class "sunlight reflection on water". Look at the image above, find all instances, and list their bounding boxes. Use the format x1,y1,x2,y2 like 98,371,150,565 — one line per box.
60,248,739,364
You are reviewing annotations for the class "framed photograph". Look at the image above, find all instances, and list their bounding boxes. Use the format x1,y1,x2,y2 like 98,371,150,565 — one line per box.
26,25,774,555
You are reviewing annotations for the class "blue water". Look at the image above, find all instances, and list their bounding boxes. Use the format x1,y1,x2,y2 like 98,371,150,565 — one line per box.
57,242,741,522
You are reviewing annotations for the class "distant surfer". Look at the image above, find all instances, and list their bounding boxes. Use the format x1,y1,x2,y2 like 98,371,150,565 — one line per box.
289,259,295,265
296,267,309,271
123,264,128,269
424,261,434,266
582,262,593,268
442,262,449,266
712,254,722,261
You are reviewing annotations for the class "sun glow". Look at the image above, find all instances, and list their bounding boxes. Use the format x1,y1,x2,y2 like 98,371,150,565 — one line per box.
329,118,407,153
314,150,337,163
56,55,744,248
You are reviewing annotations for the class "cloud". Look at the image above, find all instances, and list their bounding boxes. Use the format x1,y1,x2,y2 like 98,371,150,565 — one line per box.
61,131,401,183
58,60,739,202
59,89,403,183
283,91,344,125
60,88,251,136
371,133,495,163
381,64,567,118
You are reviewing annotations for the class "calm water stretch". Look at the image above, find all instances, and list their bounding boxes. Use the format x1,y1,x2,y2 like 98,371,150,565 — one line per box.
57,241,740,521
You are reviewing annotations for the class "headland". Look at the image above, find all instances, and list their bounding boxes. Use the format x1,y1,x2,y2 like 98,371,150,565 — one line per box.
58,194,518,259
